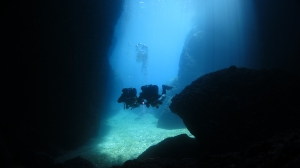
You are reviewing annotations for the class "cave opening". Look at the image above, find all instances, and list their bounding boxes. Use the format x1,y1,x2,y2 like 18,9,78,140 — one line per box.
56,0,258,167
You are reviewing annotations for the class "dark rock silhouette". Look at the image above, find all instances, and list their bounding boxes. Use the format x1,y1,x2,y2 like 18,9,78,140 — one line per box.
58,156,96,168
113,131,300,168
1,0,123,167
137,134,200,160
170,66,300,154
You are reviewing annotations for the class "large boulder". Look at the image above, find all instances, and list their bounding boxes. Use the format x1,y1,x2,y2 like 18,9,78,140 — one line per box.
170,66,300,154
113,131,300,168
137,134,200,160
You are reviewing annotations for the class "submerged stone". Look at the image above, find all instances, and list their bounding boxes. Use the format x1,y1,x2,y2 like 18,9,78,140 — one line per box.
170,66,300,154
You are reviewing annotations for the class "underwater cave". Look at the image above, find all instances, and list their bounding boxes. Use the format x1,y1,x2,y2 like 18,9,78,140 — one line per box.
1,0,300,167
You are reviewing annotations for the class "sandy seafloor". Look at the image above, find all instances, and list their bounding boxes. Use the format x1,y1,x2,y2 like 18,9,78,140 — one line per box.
54,107,193,168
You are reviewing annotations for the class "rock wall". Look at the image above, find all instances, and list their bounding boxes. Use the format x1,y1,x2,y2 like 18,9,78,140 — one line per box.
1,0,123,160
176,0,300,89
253,0,300,72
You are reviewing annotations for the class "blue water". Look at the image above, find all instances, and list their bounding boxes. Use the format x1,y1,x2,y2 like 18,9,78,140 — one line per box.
109,0,257,98
109,0,193,90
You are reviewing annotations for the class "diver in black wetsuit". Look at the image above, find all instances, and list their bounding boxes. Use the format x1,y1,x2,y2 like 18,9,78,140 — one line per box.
117,88,140,109
117,84,173,109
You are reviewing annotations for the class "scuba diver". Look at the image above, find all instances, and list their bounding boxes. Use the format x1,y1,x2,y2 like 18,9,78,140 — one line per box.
117,87,140,109
117,85,173,109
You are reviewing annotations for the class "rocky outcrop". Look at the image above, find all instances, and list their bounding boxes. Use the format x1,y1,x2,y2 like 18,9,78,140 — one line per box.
170,66,300,154
137,134,200,160
113,131,300,168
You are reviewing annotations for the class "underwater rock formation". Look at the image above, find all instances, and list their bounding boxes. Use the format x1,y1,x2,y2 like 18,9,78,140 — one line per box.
177,27,206,88
137,134,200,160
170,66,300,154
1,0,123,167
113,131,300,168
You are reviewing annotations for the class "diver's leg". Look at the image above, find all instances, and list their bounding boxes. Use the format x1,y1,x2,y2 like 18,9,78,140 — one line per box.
158,94,166,102
162,85,167,95
162,85,173,94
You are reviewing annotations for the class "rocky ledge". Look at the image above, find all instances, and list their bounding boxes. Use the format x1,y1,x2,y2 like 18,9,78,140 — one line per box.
170,66,300,154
